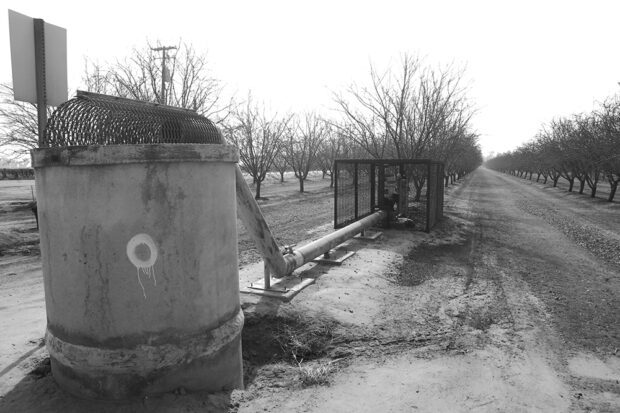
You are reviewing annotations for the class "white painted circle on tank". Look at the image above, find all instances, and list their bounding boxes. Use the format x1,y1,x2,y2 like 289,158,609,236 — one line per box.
126,233,158,268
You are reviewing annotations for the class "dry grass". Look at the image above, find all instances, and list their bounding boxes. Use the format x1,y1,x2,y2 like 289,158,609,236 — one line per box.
293,355,339,387
242,310,341,386
273,312,338,360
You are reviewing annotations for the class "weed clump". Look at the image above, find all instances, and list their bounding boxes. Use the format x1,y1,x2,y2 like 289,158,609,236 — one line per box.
242,310,340,386
466,311,496,331
294,356,337,387
274,312,337,360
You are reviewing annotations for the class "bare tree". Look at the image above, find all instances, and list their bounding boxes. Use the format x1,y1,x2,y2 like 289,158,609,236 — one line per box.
83,41,230,121
0,83,54,157
333,54,480,195
1,41,227,159
487,96,620,202
332,56,421,159
316,123,347,188
597,97,620,201
271,152,289,183
333,54,476,161
224,94,290,199
284,113,327,193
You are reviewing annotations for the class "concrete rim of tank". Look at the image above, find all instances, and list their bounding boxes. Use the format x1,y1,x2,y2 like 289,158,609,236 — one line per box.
46,309,244,374
30,144,239,168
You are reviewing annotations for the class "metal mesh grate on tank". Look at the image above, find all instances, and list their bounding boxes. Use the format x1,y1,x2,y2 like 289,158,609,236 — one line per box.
43,91,222,147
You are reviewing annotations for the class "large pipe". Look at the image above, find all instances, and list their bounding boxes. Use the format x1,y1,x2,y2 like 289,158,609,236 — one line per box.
281,210,386,273
234,165,290,277
228,132,384,278
234,166,386,277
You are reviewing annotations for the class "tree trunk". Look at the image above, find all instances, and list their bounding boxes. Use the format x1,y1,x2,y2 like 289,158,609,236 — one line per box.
279,171,285,183
568,177,575,192
255,180,262,199
330,173,334,188
413,176,425,201
299,176,304,193
609,180,618,202
444,175,449,188
578,178,586,194
536,172,541,182
543,174,548,184
586,175,599,198
553,176,559,187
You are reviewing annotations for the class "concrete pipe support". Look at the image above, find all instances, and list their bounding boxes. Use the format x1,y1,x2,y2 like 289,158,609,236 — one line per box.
32,144,244,400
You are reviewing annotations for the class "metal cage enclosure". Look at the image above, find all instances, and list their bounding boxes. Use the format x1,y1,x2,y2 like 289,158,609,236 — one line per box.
334,159,444,232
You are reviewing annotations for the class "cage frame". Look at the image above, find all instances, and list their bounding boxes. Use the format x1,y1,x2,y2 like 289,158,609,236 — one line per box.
334,158,444,232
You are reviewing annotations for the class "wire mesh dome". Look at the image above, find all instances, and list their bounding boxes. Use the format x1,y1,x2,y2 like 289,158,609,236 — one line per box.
43,91,223,147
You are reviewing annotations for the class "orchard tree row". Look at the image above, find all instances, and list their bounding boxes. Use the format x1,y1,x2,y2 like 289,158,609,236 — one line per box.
224,55,482,198
0,43,482,198
485,97,620,202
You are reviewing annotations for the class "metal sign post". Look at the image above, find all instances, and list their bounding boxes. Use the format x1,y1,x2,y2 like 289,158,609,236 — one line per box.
33,18,47,146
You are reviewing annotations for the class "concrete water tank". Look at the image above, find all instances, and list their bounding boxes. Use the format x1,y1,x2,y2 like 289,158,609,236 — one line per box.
32,93,243,400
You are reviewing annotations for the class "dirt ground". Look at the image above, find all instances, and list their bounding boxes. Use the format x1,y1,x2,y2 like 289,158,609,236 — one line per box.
0,168,619,412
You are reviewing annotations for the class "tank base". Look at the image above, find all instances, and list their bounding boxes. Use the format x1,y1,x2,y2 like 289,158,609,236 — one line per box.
46,310,244,400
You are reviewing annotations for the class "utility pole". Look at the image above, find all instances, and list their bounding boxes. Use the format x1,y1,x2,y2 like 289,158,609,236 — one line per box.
151,45,177,105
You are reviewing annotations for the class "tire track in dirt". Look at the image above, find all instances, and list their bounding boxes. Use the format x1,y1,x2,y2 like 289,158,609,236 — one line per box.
440,173,518,351
477,168,620,412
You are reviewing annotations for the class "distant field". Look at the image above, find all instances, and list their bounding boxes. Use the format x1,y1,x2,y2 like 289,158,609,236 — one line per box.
0,180,36,203
0,171,326,202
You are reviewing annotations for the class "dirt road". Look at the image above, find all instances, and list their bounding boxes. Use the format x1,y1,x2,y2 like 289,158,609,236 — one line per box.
0,168,618,412
235,166,620,412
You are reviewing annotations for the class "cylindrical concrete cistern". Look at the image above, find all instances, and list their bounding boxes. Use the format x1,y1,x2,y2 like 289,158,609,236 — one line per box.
32,144,243,400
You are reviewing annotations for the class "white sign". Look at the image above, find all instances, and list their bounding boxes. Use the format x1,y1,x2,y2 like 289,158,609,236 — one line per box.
8,9,68,106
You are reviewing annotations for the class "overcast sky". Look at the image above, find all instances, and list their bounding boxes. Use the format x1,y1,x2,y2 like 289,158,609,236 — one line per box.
2,0,620,157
